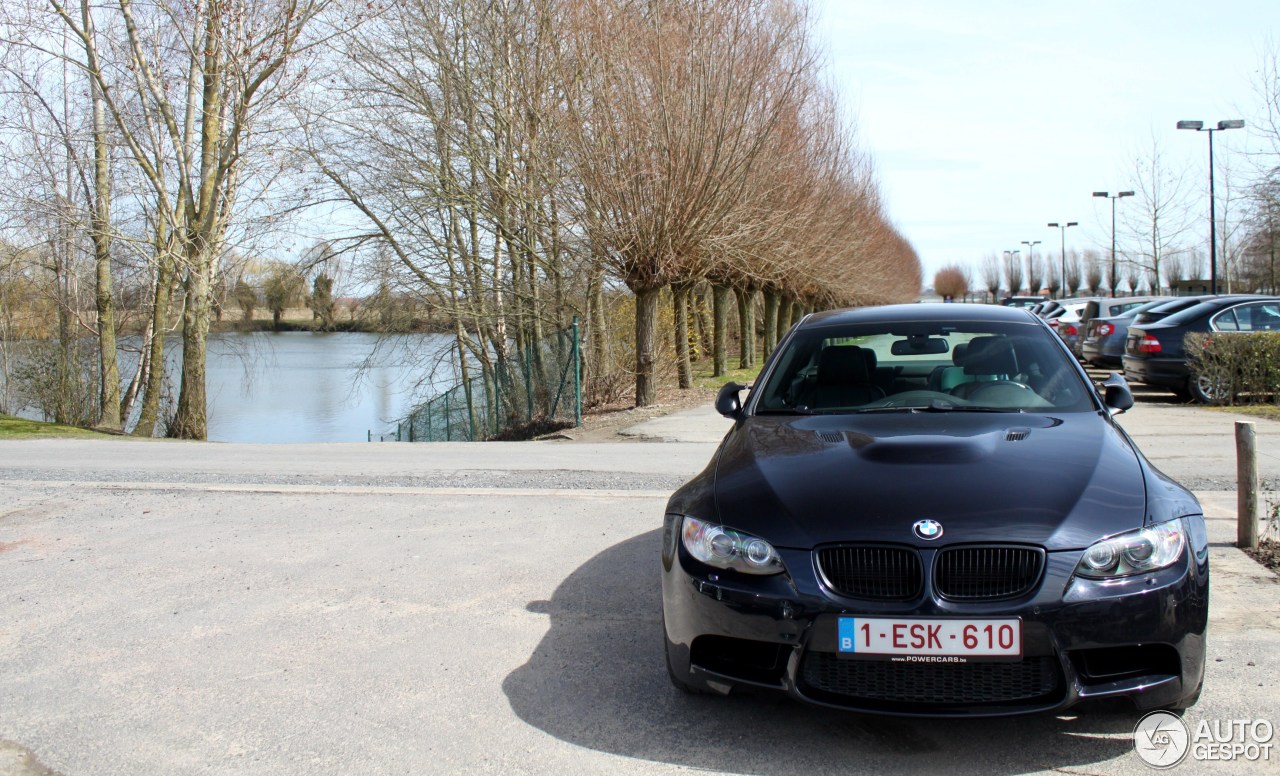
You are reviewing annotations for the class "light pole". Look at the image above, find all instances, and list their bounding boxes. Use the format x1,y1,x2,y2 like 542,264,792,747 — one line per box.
1177,119,1244,294
1047,222,1078,298
1021,240,1042,294
1093,191,1134,297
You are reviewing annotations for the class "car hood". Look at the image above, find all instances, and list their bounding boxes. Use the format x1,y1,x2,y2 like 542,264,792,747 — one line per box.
712,412,1146,551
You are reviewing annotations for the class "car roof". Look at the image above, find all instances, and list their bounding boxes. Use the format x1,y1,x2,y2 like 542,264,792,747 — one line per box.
803,303,1038,328
1144,295,1280,327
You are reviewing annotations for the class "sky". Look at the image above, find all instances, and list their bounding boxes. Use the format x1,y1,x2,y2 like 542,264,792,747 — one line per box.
812,0,1280,285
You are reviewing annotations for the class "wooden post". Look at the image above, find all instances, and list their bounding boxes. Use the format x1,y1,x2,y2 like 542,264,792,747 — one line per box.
1237,421,1258,549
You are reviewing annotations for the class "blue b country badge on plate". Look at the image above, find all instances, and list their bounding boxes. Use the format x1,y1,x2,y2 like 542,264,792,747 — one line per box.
837,617,858,653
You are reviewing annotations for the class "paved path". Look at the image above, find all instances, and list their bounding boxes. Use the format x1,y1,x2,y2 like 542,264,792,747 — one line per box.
0,404,1277,776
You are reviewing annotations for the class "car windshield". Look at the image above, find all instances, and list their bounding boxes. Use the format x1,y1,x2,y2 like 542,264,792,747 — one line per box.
754,320,1096,414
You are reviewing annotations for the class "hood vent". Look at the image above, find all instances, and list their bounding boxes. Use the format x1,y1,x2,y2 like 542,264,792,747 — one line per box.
1005,429,1031,442
817,431,845,444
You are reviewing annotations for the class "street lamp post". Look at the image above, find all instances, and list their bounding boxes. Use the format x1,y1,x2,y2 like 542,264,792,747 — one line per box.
1047,222,1078,298
1177,119,1244,294
1093,191,1134,297
1021,240,1042,294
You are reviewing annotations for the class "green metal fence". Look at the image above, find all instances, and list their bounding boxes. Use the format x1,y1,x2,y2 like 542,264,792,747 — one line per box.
377,318,581,442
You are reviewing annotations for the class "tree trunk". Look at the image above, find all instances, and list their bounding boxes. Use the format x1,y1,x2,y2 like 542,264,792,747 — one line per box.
634,285,661,407
693,285,712,359
737,286,756,369
762,290,780,361
712,283,730,377
776,297,792,345
672,281,693,389
588,260,608,381
133,249,175,437
88,43,120,431
171,258,211,440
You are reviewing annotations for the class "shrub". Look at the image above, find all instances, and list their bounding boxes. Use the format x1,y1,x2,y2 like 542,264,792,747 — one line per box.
1184,331,1280,405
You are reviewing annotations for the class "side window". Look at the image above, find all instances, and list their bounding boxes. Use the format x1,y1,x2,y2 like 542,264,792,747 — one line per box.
1212,309,1240,332
1224,303,1280,332
1254,303,1280,331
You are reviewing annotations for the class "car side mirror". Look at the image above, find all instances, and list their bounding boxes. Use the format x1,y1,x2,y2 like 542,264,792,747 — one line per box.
715,382,747,419
1102,373,1134,414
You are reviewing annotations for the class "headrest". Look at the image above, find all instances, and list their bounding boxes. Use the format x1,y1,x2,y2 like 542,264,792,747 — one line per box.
952,342,969,366
817,346,871,385
963,338,1018,376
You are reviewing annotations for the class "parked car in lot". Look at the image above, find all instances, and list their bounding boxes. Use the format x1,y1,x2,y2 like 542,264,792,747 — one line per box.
1123,295,1280,402
1045,300,1091,355
663,303,1208,717
1002,295,1047,309
1071,297,1165,358
1081,298,1174,367
1131,296,1207,327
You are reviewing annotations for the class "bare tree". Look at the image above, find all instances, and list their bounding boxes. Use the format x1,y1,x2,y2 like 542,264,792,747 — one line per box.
39,0,340,439
1026,254,1043,296
980,253,1002,302
1120,133,1195,295
1084,250,1104,295
933,265,969,300
1002,252,1023,297
1062,250,1082,296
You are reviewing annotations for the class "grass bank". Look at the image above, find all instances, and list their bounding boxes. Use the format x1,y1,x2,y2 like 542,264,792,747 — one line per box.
0,414,114,440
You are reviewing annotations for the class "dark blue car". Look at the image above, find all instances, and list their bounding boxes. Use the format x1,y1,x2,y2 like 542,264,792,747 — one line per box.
1123,295,1280,401
663,303,1207,716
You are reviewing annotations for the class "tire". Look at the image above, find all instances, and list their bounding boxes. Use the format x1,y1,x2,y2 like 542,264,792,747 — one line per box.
1187,374,1226,404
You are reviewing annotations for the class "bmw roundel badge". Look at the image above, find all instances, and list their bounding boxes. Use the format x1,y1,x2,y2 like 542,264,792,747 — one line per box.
912,519,944,541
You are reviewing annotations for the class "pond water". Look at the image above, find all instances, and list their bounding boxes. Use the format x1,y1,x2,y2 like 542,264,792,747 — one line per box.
200,332,455,443
3,332,457,443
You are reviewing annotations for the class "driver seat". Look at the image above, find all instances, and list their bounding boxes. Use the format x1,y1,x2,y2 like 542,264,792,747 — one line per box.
804,346,885,408
950,338,1019,400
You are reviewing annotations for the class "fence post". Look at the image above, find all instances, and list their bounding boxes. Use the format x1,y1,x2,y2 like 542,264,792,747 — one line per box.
573,316,582,427
1237,421,1259,549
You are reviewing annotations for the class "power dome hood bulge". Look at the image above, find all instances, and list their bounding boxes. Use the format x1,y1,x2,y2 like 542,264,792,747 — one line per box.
710,412,1147,552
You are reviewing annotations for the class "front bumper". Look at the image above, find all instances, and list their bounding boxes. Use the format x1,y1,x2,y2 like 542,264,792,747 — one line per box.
661,521,1208,717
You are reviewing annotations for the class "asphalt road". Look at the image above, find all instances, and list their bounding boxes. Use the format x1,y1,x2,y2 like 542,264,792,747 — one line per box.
1,402,1278,775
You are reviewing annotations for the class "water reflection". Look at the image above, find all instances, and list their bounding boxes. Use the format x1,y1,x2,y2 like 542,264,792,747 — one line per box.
202,332,454,443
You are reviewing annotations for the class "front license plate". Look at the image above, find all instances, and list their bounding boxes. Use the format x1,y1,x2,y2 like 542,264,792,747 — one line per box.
837,617,1022,661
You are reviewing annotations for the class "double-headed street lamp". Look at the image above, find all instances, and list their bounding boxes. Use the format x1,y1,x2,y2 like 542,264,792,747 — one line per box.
1047,222,1078,298
1021,240,1041,293
1177,119,1244,294
1093,191,1134,297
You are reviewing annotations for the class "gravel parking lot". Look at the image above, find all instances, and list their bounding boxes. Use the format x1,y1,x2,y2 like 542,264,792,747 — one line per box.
1,404,1278,775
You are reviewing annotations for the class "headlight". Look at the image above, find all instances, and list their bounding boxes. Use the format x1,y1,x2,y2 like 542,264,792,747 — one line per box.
681,516,783,575
1074,520,1186,579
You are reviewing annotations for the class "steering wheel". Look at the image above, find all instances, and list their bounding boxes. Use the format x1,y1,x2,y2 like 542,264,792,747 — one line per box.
879,391,957,409
967,380,1037,403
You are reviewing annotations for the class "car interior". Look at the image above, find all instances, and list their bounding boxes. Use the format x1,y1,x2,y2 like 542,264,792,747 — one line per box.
757,324,1093,413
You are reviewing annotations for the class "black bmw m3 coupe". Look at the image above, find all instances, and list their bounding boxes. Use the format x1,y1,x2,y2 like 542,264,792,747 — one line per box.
661,303,1208,717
